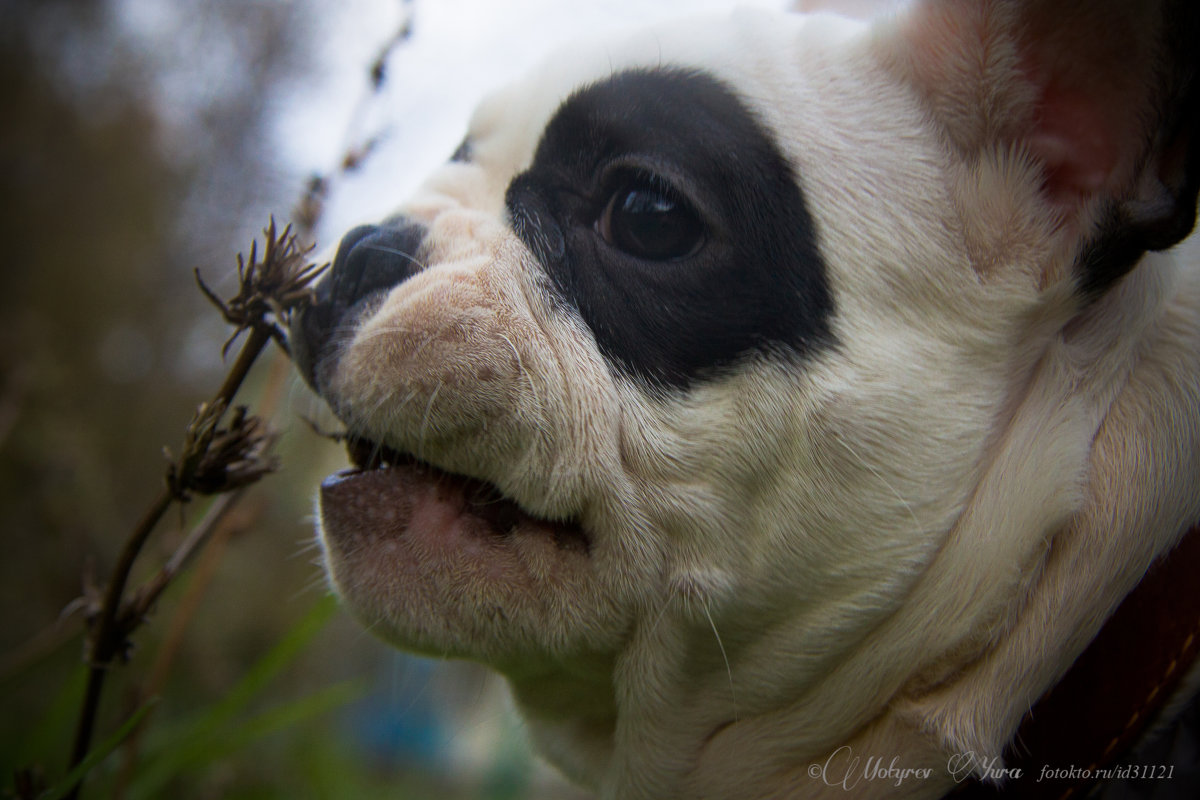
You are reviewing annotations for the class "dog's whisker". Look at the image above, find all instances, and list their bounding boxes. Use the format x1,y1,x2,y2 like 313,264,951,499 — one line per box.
829,430,924,539
288,575,333,603
351,324,426,345
645,593,676,643
498,332,542,415
358,243,429,272
387,654,439,719
416,381,443,462
287,539,324,560
700,597,739,723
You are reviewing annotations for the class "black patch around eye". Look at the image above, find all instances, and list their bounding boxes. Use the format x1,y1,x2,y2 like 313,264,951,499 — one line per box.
505,67,834,390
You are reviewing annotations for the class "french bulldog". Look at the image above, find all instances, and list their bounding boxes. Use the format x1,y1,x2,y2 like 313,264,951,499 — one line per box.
291,0,1200,797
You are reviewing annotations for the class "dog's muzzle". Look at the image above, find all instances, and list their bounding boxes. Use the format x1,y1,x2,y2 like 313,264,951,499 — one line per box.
291,220,427,394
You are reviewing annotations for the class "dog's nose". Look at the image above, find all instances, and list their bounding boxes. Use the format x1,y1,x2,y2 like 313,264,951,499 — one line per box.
291,221,427,391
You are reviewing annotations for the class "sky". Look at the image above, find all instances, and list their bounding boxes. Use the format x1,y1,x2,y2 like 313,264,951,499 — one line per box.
277,0,791,247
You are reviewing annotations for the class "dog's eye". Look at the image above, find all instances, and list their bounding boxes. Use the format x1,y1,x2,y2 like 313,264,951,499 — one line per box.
597,176,705,261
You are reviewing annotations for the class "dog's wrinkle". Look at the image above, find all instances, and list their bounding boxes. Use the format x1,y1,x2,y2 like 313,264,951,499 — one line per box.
700,716,738,750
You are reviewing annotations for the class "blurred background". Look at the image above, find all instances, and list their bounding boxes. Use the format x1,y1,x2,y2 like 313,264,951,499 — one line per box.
0,1,783,798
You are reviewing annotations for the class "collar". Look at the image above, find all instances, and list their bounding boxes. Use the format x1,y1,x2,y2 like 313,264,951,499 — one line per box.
954,521,1200,800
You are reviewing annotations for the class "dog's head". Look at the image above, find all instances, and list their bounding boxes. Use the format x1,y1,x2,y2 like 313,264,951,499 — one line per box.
293,0,1199,794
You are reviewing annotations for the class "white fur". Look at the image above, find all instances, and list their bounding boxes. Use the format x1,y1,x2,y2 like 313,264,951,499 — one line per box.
310,3,1200,797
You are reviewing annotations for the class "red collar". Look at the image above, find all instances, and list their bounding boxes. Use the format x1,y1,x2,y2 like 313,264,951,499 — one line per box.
955,521,1200,799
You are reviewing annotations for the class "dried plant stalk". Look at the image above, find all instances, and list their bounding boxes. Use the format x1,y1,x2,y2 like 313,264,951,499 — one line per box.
62,219,326,800
52,8,411,793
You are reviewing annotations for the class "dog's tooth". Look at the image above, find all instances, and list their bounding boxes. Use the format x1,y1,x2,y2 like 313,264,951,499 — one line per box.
345,437,369,468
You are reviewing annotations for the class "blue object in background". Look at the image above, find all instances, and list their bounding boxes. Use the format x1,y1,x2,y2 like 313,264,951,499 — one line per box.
344,654,447,768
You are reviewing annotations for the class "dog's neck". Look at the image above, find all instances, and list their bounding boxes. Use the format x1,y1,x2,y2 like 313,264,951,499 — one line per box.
954,520,1200,798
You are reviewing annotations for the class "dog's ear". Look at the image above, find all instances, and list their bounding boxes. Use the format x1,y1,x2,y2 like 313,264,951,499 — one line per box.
881,0,1199,294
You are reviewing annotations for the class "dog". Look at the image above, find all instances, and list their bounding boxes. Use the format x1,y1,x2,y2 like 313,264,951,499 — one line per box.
291,1,1200,797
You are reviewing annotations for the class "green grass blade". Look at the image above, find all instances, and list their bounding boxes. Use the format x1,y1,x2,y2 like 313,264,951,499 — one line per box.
5,665,88,776
128,681,362,800
38,700,156,800
127,595,342,797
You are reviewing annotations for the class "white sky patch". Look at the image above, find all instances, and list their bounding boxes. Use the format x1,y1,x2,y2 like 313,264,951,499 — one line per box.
275,0,790,246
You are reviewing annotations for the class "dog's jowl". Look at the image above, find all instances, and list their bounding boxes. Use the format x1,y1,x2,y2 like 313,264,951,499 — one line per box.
291,1,1200,798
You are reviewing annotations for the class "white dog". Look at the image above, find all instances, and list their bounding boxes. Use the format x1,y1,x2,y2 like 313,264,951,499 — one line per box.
291,1,1200,797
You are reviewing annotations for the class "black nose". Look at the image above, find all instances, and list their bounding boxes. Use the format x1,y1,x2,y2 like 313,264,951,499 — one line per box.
291,220,427,391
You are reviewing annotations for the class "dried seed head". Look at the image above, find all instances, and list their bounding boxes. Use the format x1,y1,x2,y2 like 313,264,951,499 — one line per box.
196,217,329,358
192,406,278,495
166,402,278,500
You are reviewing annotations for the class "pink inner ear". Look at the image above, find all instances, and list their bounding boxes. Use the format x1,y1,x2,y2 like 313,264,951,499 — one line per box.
1027,80,1119,204
890,0,1151,211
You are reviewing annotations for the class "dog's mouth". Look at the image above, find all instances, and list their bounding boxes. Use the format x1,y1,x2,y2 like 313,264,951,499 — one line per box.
318,435,590,555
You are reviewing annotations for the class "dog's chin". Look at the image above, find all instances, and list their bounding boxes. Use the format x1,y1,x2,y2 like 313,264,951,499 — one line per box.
315,437,594,659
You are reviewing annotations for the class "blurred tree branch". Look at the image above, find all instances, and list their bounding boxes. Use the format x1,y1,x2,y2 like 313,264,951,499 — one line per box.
293,0,415,244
